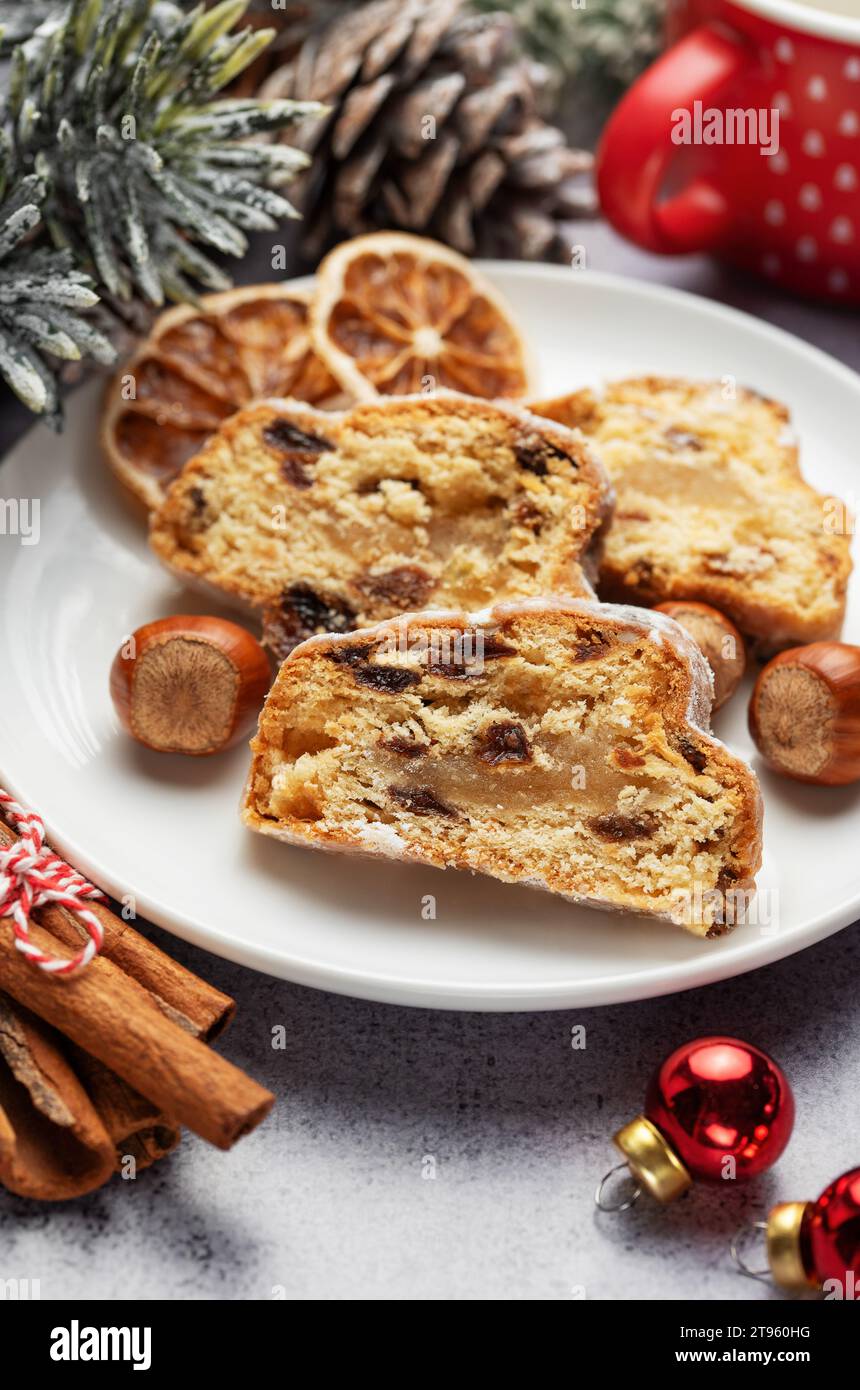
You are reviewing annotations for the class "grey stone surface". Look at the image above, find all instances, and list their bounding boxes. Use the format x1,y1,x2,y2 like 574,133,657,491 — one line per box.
1,919,858,1301
1,217,859,1305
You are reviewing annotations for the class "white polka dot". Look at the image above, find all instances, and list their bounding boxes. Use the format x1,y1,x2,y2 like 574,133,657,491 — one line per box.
773,91,792,116
807,76,827,102
803,129,825,156
762,253,781,276
769,149,790,174
764,198,786,225
835,163,858,191
796,236,818,261
799,183,821,210
828,268,850,292
830,216,854,243
775,38,795,63
839,110,859,136
845,58,860,82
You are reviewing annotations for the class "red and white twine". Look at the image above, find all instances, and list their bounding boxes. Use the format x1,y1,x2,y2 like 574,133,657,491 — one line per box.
0,789,106,975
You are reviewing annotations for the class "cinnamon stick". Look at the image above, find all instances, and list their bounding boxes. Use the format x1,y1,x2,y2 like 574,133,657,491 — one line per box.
0,992,115,1200
0,822,234,1041
68,1048,181,1171
0,921,273,1149
0,819,229,1168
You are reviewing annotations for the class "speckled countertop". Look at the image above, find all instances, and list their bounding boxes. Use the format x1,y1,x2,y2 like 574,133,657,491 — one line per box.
2,917,858,1300
1,222,858,1302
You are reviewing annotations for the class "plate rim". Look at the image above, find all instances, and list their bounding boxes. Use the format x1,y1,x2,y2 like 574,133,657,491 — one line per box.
2,263,859,1010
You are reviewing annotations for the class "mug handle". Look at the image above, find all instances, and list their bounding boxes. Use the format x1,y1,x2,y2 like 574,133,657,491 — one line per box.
596,25,756,254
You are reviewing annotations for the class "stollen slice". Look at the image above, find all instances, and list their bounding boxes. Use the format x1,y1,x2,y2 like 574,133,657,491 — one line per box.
149,392,612,661
242,596,762,935
532,377,852,653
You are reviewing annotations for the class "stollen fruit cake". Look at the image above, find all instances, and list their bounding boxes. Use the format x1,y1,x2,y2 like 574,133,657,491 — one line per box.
532,377,852,653
242,597,762,934
149,393,612,661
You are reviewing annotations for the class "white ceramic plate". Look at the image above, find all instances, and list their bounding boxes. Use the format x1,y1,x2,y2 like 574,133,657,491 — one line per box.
2,266,859,1010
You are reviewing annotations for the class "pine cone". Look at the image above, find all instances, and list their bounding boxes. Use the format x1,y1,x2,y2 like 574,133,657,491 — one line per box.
228,2,354,97
260,0,596,263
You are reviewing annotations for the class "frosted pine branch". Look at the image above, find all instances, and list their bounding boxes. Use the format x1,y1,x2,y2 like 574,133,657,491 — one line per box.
0,179,115,422
8,0,323,308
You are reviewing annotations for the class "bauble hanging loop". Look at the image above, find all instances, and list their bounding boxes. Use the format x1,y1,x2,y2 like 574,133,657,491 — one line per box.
732,1167,860,1295
729,1221,771,1281
594,1161,642,1213
596,1037,795,1210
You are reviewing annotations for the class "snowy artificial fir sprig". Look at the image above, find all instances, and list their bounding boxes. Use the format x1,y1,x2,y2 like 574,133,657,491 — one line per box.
473,0,666,87
0,0,321,422
0,2,59,47
0,162,114,422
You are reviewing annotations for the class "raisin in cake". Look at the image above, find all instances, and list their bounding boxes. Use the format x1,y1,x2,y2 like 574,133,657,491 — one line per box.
149,393,612,660
532,378,852,653
242,597,762,934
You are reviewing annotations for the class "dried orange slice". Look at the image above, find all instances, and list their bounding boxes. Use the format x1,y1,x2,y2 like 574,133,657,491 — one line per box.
311,232,535,403
102,284,343,510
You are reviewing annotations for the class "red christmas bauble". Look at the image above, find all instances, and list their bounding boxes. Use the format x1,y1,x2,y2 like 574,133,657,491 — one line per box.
644,1036,794,1183
803,1167,860,1287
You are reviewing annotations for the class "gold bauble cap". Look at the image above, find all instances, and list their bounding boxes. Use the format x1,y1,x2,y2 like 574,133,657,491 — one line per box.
767,1201,818,1291
613,1114,692,1204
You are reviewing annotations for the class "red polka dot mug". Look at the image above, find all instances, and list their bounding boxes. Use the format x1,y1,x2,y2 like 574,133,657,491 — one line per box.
597,0,860,302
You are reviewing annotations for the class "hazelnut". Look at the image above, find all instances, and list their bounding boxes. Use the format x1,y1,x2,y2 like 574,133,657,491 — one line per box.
110,616,271,755
749,642,860,785
655,601,746,709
